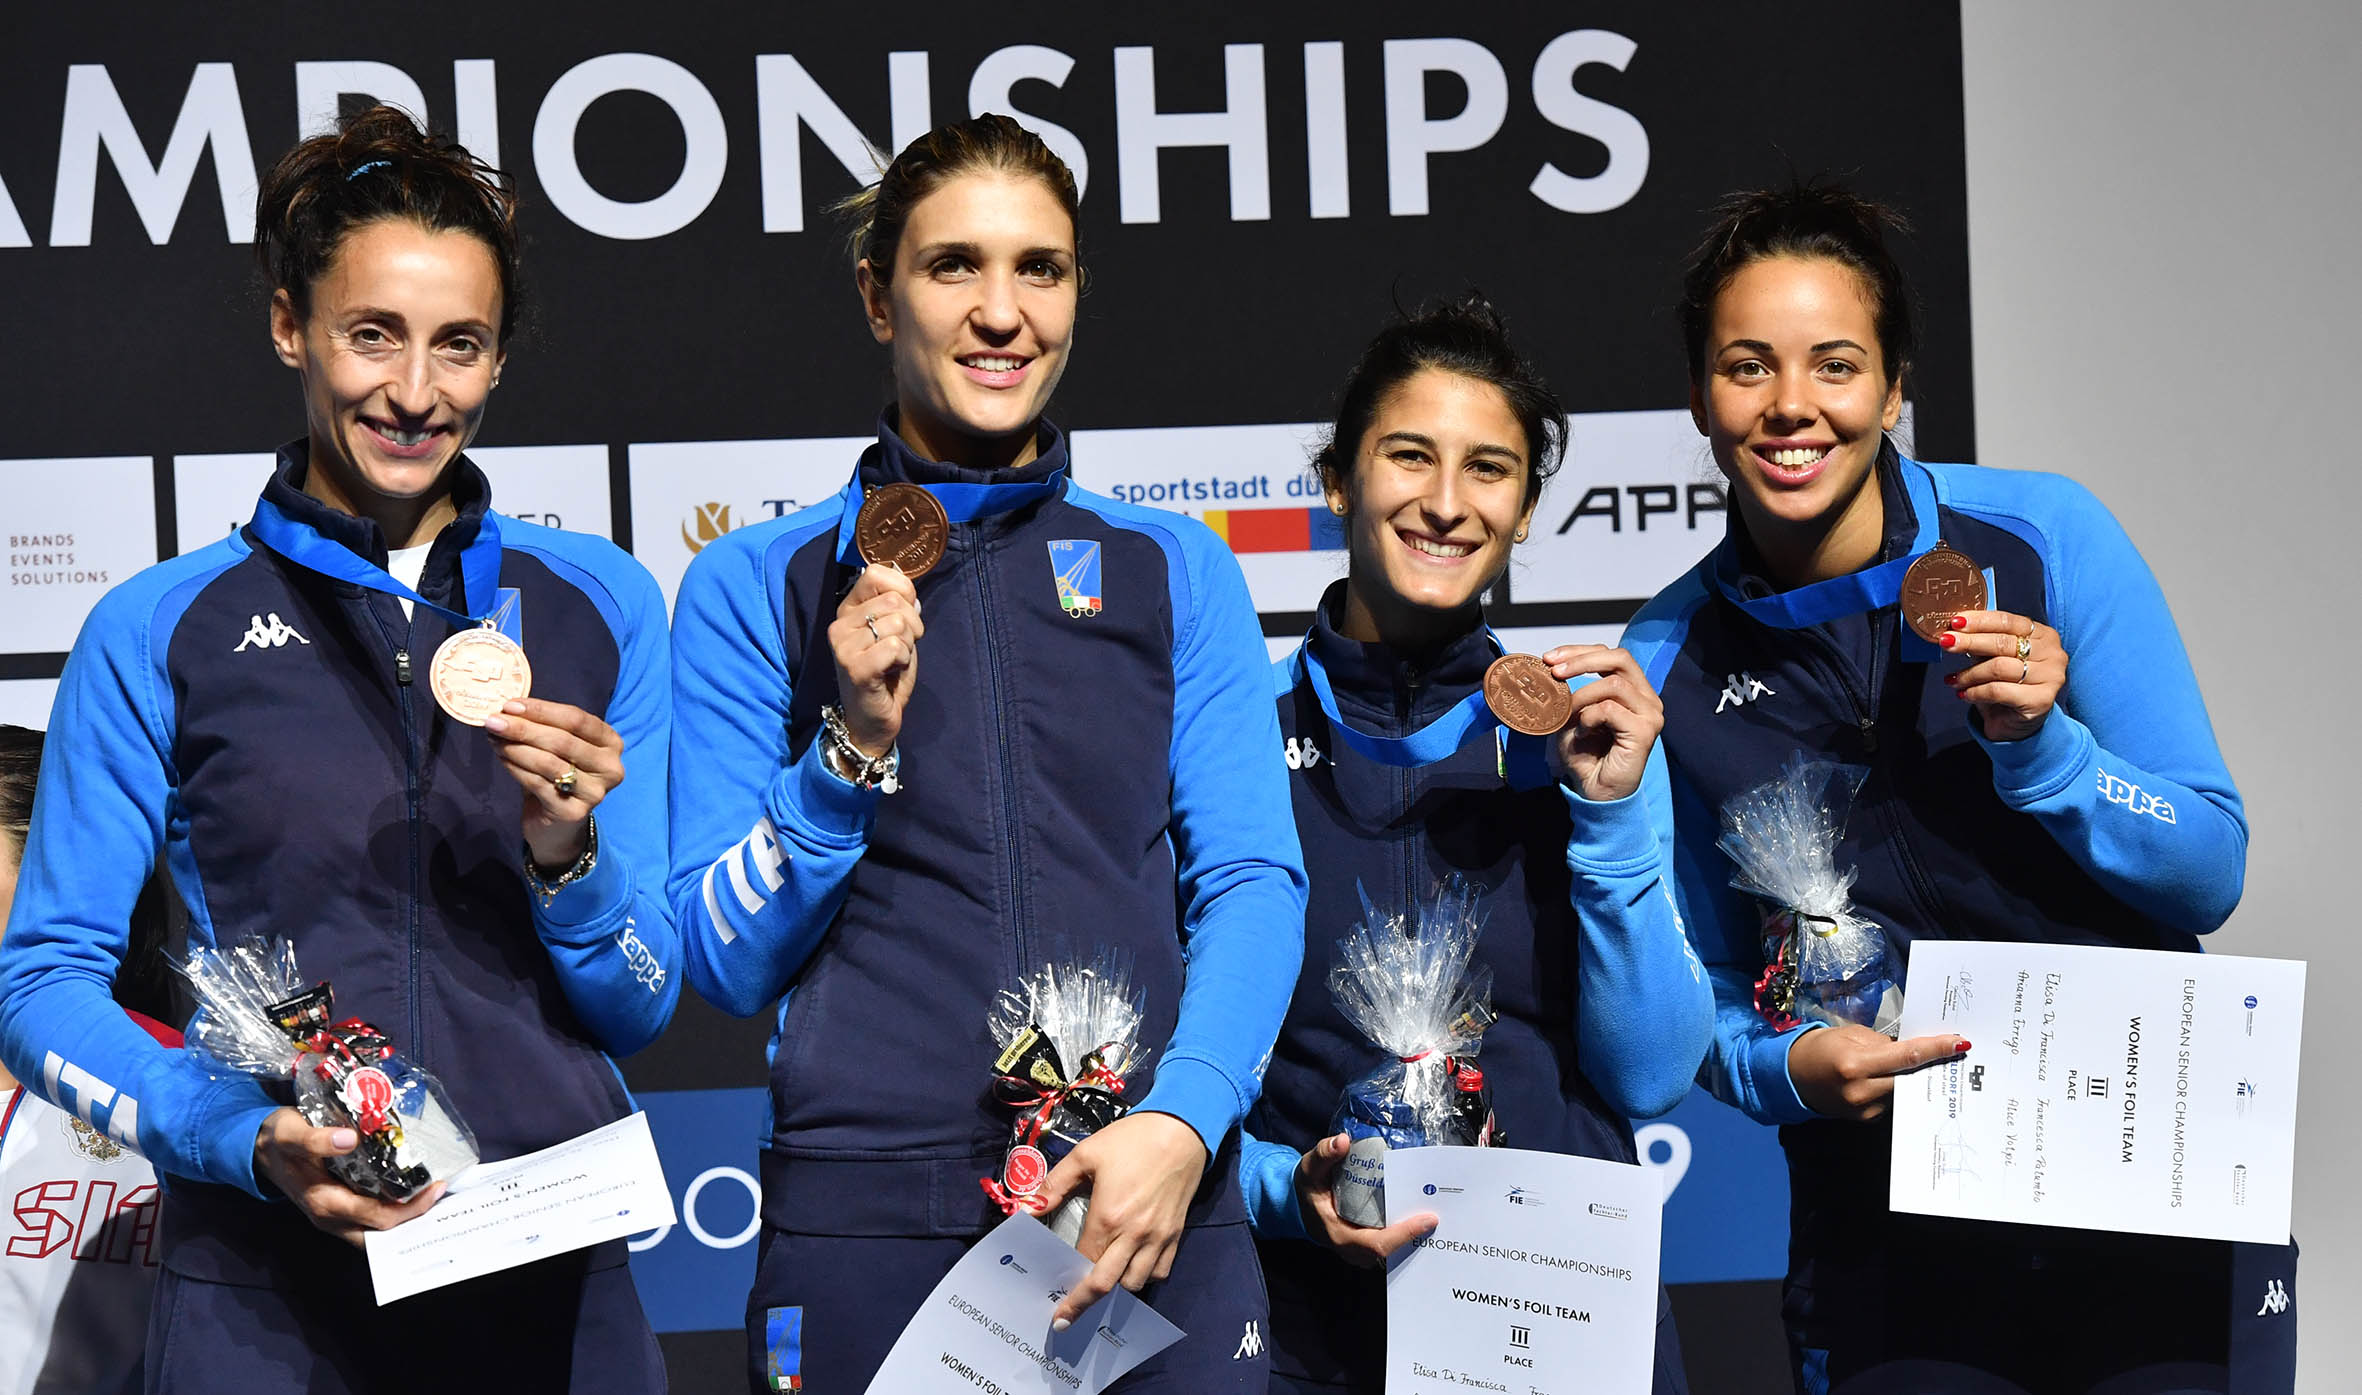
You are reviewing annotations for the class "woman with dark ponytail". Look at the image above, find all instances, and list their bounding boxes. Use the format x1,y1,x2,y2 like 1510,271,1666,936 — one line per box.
1235,299,1709,1393
0,107,677,1391
1625,184,2289,1391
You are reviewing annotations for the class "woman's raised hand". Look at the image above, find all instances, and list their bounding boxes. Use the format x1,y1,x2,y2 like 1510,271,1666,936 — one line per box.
829,564,925,757
1540,645,1665,803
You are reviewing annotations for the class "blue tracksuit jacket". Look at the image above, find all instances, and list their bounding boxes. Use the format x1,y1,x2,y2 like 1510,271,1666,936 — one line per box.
667,416,1307,1238
1237,587,1710,1391
1625,451,2243,1128
0,446,679,1286
1625,449,2259,1377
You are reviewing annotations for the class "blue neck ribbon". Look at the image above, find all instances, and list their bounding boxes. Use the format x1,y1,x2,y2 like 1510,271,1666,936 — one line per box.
249,496,508,634
1290,637,1557,790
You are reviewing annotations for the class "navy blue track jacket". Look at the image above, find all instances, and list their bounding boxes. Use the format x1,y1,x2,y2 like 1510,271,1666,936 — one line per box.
1236,587,1709,1388
1626,451,2244,1130
0,447,680,1286
667,417,1307,1238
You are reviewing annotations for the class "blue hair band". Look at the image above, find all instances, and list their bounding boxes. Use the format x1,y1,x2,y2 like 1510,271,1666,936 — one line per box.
345,160,393,181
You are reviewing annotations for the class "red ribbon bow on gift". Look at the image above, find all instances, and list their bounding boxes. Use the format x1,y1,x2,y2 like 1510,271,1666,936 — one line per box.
980,1040,1135,1217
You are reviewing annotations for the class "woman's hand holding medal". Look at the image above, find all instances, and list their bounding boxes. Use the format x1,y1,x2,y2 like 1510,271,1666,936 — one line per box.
1535,644,1666,802
484,699,626,871
1940,611,2069,742
829,564,925,757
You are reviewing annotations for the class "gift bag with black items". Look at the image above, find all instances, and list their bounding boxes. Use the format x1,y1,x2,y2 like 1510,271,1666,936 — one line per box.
175,935,479,1201
980,954,1150,1246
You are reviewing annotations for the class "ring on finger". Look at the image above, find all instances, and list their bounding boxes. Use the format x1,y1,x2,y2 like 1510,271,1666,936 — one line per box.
865,614,882,643
553,767,577,798
2015,632,2034,661
2018,659,2032,684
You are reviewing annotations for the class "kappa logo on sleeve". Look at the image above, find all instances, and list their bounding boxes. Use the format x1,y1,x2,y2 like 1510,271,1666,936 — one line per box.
2096,768,2177,824
232,612,309,652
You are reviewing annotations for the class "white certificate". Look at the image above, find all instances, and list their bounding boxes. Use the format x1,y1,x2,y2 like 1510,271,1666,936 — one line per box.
363,1111,676,1305
1382,1146,1663,1395
866,1212,1183,1395
1890,940,2304,1244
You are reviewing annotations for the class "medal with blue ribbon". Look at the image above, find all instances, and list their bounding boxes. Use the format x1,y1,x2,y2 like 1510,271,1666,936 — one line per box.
834,470,1063,574
249,496,528,724
1291,637,1559,790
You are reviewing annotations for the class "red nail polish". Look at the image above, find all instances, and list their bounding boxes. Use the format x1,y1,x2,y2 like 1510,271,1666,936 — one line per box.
1938,633,1956,649
1950,615,1968,630
1956,1040,1972,1054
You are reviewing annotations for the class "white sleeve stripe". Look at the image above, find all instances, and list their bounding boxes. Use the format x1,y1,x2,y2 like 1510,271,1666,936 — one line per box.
701,860,739,946
722,843,765,915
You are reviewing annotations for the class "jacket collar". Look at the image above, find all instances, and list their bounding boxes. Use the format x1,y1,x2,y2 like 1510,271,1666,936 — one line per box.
1707,444,1945,629
258,439,492,604
1305,580,1495,734
862,409,1070,497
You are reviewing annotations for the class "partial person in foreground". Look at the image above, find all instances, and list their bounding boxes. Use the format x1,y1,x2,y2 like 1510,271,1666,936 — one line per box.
665,115,1305,1393
1238,300,1711,1393
1625,182,2290,1393
0,724,177,1395
0,107,677,1393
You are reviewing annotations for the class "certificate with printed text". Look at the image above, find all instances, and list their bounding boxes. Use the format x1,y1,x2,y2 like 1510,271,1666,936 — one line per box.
363,1111,676,1304
1382,1146,1664,1394
1889,941,2303,1244
864,1212,1181,1395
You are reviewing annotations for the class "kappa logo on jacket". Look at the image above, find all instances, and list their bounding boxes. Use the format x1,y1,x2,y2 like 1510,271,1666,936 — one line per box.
1714,671,1774,713
2258,1278,2290,1316
1234,1320,1264,1359
2097,767,2177,824
232,612,309,652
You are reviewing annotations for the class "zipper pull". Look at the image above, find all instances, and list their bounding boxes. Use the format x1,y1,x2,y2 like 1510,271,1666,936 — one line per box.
396,649,413,686
1859,717,1877,753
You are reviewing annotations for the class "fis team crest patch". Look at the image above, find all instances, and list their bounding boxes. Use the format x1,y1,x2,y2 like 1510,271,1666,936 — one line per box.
1047,540,1103,618
765,1306,804,1390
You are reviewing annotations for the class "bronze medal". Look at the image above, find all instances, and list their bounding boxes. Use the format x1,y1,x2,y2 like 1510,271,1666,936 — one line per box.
854,483,949,579
1483,653,1575,737
1900,541,1987,642
428,627,532,726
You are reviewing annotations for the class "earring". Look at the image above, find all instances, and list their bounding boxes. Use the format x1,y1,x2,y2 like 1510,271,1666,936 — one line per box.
1331,503,1346,515
1514,527,1528,542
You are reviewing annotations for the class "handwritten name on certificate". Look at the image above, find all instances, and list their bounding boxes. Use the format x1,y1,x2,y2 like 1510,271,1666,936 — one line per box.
364,1111,676,1305
865,1213,1181,1395
1891,941,2304,1245
1382,1147,1663,1395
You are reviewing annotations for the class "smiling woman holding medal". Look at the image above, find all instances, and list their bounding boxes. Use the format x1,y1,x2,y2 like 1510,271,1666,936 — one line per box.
1234,300,1712,1394
0,106,677,1392
1622,184,2288,1392
665,114,1306,1393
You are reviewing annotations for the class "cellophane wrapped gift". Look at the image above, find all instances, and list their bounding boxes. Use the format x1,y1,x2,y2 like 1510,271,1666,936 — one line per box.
1717,753,1903,1035
176,936,479,1202
1327,878,1500,1228
981,954,1152,1247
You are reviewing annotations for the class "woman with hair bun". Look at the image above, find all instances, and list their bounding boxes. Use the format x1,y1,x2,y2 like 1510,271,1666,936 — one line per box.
1625,183,2290,1392
667,113,1306,1393
1237,299,1709,1394
0,106,677,1391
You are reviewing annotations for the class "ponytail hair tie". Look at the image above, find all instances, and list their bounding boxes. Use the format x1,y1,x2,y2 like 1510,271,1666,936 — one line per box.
345,159,393,182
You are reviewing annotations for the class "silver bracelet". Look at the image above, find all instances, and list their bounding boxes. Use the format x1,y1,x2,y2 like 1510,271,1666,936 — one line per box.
522,813,597,907
820,704,900,793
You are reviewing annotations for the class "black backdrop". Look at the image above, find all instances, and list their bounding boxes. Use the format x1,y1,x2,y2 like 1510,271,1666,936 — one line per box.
5,7,1968,1388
